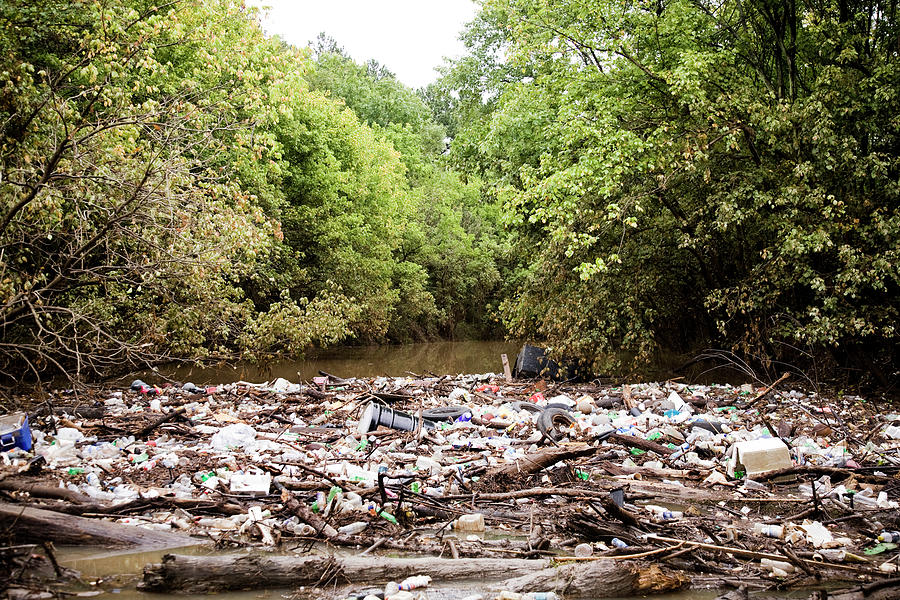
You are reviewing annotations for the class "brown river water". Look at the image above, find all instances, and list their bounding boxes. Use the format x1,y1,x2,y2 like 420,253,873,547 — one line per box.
130,340,745,386
136,340,524,385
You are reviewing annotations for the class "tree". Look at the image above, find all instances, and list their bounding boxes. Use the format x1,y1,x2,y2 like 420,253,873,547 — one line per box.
0,0,355,380
305,37,512,341
446,0,899,382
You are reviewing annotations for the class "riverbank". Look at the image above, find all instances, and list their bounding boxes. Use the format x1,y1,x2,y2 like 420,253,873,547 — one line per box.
2,372,899,599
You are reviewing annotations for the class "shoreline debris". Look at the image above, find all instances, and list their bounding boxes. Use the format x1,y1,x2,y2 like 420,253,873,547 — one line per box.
1,371,899,598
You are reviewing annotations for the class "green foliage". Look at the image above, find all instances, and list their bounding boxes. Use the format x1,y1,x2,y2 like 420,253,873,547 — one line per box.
0,0,366,379
305,37,511,342
442,0,899,380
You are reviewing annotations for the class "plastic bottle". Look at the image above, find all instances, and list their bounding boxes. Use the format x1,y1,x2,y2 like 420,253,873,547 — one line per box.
610,537,628,548
196,517,237,530
523,594,559,600
878,531,900,543
761,558,795,575
398,575,431,590
659,510,683,521
752,523,784,538
338,521,368,535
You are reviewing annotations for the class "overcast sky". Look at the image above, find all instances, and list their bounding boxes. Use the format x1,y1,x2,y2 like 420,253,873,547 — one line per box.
248,1,480,89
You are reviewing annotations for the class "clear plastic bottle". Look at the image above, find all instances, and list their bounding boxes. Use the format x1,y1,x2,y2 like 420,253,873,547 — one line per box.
752,523,784,538
338,521,368,535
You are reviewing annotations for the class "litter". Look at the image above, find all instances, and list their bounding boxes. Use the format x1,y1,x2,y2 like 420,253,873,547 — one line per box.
2,371,899,598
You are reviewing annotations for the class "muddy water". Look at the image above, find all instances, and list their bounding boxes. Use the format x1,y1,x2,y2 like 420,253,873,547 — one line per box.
132,340,744,386
140,340,524,385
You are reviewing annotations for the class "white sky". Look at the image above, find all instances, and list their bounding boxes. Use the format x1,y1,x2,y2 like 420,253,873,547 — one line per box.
248,1,480,89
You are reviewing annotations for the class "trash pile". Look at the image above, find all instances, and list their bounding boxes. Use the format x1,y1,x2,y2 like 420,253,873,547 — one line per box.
2,371,900,598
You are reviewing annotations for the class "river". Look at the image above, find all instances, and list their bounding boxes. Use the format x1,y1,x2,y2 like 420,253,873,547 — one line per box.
139,340,524,385
133,340,745,386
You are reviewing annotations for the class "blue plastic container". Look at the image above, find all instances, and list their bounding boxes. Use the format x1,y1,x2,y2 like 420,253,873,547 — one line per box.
0,413,32,452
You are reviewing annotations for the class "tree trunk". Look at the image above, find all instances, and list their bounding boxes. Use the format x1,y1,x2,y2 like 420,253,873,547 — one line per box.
0,502,197,549
489,443,596,477
140,554,550,593
139,553,688,597
503,560,689,598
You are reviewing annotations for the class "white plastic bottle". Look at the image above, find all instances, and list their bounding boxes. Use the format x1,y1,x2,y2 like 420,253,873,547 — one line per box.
398,575,431,590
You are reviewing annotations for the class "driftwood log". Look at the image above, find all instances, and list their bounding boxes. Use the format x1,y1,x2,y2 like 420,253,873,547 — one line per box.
0,502,198,549
503,560,689,598
140,554,548,592
0,479,94,504
489,443,597,476
139,553,688,597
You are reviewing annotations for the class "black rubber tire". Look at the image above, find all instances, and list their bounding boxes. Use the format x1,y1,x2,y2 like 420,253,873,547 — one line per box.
422,405,471,422
510,401,544,414
537,407,577,441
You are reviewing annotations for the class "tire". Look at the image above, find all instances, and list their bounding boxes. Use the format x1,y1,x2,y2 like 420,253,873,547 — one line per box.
510,401,544,414
537,407,577,441
422,405,471,423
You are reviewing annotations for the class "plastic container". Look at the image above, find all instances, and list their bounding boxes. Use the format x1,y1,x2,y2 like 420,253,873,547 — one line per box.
229,472,271,495
454,513,485,532
338,521,368,535
398,575,431,590
753,523,784,538
0,413,32,452
883,425,900,440
574,543,593,557
727,438,792,478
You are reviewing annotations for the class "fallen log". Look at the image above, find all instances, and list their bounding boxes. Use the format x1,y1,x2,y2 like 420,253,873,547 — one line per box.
752,465,892,484
811,578,900,600
598,461,705,480
0,479,93,504
501,560,689,598
139,553,551,593
606,433,674,456
715,578,900,600
489,443,596,476
139,553,688,597
0,502,199,549
280,489,337,538
134,407,187,439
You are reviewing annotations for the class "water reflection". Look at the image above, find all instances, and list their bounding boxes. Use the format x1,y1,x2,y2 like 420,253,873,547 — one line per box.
144,340,523,385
